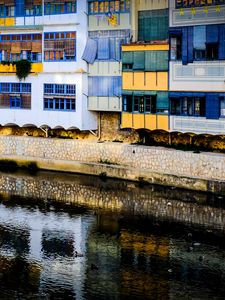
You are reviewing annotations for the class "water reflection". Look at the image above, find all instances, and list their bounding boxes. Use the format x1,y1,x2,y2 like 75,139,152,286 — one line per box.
0,171,224,299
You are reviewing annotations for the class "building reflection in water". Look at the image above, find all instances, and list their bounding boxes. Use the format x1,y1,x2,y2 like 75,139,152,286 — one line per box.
0,171,224,299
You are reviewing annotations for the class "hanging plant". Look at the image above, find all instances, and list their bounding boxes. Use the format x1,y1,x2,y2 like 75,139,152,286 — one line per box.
15,59,32,80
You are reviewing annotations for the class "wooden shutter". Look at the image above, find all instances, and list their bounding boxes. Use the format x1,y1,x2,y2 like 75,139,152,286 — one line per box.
0,42,11,51
22,94,31,109
11,43,21,54
4,0,15,6
20,42,32,50
2,94,10,107
33,0,42,4
32,41,42,52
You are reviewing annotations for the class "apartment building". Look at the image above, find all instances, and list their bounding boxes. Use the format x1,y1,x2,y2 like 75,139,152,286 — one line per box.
169,0,225,134
82,0,132,135
120,0,169,131
0,0,97,131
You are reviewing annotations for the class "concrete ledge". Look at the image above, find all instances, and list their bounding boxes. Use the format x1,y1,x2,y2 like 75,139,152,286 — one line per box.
1,155,225,194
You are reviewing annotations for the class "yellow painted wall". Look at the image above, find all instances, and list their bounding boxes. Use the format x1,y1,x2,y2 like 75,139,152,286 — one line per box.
122,44,169,51
157,115,169,131
0,63,43,74
0,18,15,26
31,63,43,73
145,114,157,130
123,72,168,91
121,113,169,131
121,113,133,128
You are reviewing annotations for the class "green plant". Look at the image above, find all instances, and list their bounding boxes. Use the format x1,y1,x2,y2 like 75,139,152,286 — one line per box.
15,59,32,80
1,60,11,66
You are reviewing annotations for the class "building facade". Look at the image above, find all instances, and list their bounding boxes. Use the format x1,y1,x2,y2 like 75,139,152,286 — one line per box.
0,0,225,137
169,0,225,134
121,0,170,131
0,0,97,131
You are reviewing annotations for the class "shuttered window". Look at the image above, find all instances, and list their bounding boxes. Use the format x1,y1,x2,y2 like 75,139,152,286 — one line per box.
133,51,145,70
89,76,122,97
138,9,168,42
206,94,220,119
122,50,168,71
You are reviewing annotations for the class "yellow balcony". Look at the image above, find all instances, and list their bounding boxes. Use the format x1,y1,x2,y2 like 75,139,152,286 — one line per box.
122,44,169,52
122,72,168,91
121,113,169,131
0,62,43,74
0,18,15,26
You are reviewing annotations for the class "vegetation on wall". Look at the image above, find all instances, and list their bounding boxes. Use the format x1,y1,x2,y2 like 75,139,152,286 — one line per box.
15,60,32,80
1,59,32,80
137,129,225,152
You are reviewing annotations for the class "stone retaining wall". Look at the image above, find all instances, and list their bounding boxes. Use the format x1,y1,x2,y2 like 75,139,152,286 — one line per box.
0,172,224,231
1,136,225,193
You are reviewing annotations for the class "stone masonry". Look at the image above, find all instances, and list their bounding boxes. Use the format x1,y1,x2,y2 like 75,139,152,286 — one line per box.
1,136,225,193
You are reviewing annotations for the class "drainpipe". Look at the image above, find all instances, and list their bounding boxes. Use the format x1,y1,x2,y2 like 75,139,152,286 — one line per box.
98,112,101,140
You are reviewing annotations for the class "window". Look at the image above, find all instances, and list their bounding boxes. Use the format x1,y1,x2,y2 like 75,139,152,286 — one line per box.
88,30,130,61
0,82,31,110
220,97,225,117
10,96,21,109
170,36,182,61
44,84,54,94
170,96,205,116
44,32,76,61
43,84,76,111
0,33,42,63
206,43,218,60
24,0,42,16
1,83,10,93
44,1,76,15
22,83,31,93
88,77,121,97
11,83,20,93
138,9,168,42
122,50,168,71
44,98,76,111
122,94,156,113
0,83,31,94
6,5,15,17
88,0,130,14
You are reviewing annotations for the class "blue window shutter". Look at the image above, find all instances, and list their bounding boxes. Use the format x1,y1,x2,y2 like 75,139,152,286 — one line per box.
115,38,122,61
88,77,99,96
182,27,188,65
193,26,206,50
82,39,97,64
109,38,116,60
206,93,219,119
97,38,110,60
113,77,122,97
206,25,218,43
219,25,225,60
187,27,193,63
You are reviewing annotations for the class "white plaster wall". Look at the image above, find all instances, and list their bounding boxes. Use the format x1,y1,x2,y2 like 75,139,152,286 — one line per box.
170,116,225,135
0,73,97,130
169,1,225,27
88,13,131,31
169,61,225,92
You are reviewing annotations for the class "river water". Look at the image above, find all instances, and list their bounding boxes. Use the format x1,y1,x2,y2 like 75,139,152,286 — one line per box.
0,170,225,299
